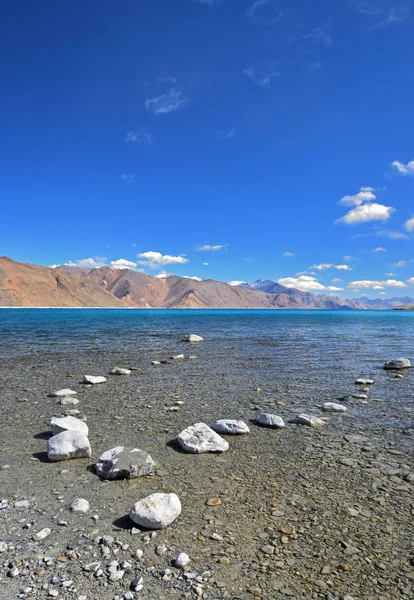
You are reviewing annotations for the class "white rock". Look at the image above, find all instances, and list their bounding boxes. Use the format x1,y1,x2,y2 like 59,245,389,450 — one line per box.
47,431,91,461
351,393,368,399
95,446,155,480
177,423,229,453
297,414,325,427
130,493,182,529
34,527,51,541
323,402,347,413
59,397,79,405
0,542,8,552
384,358,411,370
171,354,185,360
82,375,106,384
182,334,203,342
51,389,77,397
254,413,285,428
110,368,131,375
355,378,374,385
175,552,190,569
69,498,90,513
151,361,161,365
211,419,250,435
50,416,89,436
14,500,30,510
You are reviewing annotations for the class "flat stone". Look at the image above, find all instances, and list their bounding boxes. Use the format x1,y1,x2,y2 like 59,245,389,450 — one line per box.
95,446,155,480
50,389,77,397
50,416,89,436
47,431,91,461
182,334,203,342
323,402,347,412
254,413,285,428
109,368,131,375
177,423,229,453
130,493,182,529
59,397,79,405
355,378,374,385
384,358,411,370
82,375,106,384
351,393,368,399
69,498,90,513
211,419,250,434
344,434,369,444
171,354,185,360
34,528,51,541
297,414,325,427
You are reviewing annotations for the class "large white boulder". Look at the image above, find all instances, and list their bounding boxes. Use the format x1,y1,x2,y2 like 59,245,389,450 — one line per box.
109,368,131,375
47,431,91,461
95,446,155,480
50,389,77,397
182,334,203,343
82,375,106,384
177,423,229,453
130,493,181,529
297,414,325,427
50,416,89,436
254,413,285,428
211,419,250,435
323,402,347,413
384,358,411,370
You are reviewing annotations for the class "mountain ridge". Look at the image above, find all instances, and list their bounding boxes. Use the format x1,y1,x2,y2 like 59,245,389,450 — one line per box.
0,257,411,309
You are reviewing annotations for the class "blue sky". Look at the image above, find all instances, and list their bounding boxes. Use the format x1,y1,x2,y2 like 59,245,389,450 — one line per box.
1,0,414,297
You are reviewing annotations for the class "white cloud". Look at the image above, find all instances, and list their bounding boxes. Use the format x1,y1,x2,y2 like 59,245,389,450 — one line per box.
182,275,204,281
348,279,408,290
339,186,376,206
408,277,414,285
217,128,236,139
110,258,137,270
145,88,188,115
332,278,342,283
246,0,283,26
244,63,280,86
377,229,408,240
393,260,406,267
277,275,343,292
338,202,395,224
404,217,414,231
304,23,332,46
202,262,209,266
282,252,295,257
228,281,246,286
373,247,386,252
196,244,224,251
137,251,189,269
64,257,108,269
154,271,173,279
391,159,414,175
311,263,353,271
125,132,153,144
121,174,135,183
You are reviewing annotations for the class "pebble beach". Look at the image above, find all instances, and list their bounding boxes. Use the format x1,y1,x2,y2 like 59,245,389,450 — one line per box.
1,309,414,600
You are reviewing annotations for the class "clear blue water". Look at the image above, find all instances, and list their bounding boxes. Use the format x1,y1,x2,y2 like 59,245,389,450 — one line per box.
0,308,413,357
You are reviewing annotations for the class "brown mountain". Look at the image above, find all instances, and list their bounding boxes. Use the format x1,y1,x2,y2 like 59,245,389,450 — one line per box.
0,256,370,309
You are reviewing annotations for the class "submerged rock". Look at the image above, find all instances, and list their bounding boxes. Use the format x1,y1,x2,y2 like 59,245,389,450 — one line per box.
129,493,182,529
297,414,325,427
50,416,89,436
384,358,411,370
254,413,285,428
109,368,131,375
50,389,77,397
47,431,91,461
82,375,106,384
177,423,229,453
323,402,347,413
182,334,203,343
211,419,250,434
95,446,155,480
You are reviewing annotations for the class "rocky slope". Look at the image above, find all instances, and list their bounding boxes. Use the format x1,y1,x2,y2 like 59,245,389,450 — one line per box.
0,256,389,309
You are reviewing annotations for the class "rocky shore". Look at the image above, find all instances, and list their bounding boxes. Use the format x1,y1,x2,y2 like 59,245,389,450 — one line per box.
1,334,413,600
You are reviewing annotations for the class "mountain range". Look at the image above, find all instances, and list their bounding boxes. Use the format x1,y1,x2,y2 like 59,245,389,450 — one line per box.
0,257,412,310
